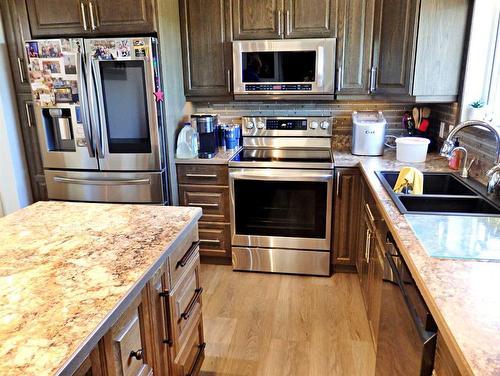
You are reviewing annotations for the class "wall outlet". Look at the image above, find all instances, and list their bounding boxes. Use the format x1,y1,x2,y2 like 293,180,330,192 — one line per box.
439,122,445,138
448,124,455,135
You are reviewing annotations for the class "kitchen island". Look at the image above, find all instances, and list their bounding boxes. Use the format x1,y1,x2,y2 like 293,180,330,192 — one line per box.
0,202,203,376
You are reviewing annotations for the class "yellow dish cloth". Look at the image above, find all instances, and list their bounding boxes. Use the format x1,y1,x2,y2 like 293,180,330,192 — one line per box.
393,167,424,194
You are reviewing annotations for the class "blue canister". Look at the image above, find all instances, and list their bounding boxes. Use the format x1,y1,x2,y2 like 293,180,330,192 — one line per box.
225,126,238,149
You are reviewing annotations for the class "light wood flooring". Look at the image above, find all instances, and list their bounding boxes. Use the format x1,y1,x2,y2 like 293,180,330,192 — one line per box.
199,264,375,376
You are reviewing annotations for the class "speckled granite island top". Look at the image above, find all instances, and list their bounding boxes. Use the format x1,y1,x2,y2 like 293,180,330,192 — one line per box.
0,202,202,376
334,150,500,376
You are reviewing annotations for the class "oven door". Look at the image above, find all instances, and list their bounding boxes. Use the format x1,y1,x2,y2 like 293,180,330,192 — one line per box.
232,38,335,96
229,168,333,250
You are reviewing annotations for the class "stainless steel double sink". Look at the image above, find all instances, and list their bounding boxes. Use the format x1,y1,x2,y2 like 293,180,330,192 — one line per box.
375,171,500,216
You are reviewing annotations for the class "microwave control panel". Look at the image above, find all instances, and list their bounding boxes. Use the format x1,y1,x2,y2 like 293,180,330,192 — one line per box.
245,84,312,91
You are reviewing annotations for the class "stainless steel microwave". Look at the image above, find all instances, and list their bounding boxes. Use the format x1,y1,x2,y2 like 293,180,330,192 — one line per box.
232,38,335,98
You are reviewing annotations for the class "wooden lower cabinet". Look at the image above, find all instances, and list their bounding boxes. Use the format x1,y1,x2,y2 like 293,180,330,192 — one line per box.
198,223,231,258
177,164,232,263
332,168,362,269
433,335,462,376
73,231,204,376
356,173,386,349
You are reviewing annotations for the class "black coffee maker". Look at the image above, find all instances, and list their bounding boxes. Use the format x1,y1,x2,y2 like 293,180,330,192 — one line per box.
191,114,218,158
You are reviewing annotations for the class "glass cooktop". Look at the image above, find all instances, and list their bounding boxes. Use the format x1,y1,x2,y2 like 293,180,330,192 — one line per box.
232,148,333,163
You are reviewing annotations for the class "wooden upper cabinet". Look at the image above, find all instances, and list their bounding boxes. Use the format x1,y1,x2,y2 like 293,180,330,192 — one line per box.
284,0,337,38
371,0,417,96
179,0,232,99
26,0,87,37
91,0,156,35
336,0,375,95
232,0,282,40
0,0,32,93
26,0,156,37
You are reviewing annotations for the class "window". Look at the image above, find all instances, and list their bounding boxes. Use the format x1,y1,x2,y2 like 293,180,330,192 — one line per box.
487,17,500,126
460,3,500,128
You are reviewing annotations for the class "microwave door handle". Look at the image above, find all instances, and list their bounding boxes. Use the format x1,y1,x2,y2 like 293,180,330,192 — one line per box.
87,55,104,158
76,52,95,158
384,252,435,343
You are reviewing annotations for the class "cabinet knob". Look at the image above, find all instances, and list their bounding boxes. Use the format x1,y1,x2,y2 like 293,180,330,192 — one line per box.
130,349,143,361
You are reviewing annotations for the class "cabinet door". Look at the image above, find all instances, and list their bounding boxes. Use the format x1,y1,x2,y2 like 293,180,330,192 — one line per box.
332,168,361,267
91,0,156,35
367,233,384,349
336,0,375,95
179,0,233,99
284,0,337,38
25,0,88,37
101,294,154,376
0,0,32,93
371,0,418,96
146,265,172,376
232,0,283,40
73,347,103,376
16,94,47,202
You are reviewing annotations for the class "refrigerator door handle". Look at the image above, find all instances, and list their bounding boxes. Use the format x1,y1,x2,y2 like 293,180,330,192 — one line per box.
76,51,95,158
87,53,104,158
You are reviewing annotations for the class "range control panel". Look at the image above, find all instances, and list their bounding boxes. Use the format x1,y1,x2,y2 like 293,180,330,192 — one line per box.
242,116,333,137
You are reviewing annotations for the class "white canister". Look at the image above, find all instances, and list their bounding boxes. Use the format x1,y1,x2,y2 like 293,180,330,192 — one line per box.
395,137,430,163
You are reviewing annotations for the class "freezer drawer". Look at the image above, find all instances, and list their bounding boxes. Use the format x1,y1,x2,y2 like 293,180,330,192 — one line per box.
45,170,166,204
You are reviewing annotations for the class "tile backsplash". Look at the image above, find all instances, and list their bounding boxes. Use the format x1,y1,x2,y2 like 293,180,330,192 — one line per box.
429,102,497,183
192,100,498,182
194,101,416,150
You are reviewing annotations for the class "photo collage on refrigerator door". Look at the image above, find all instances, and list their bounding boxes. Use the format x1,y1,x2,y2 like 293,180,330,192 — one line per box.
25,39,80,107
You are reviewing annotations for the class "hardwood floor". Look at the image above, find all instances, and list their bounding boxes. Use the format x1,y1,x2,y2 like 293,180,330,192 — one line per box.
200,264,375,376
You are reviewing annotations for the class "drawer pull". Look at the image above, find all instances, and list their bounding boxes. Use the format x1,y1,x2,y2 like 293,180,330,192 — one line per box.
200,239,221,244
181,287,203,320
129,349,143,361
186,342,206,376
176,241,200,269
185,173,217,179
188,203,219,208
159,290,174,346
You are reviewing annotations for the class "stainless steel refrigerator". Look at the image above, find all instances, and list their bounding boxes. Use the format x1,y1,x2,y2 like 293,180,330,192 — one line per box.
25,37,168,204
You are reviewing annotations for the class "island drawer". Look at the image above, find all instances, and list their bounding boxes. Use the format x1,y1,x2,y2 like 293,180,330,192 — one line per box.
172,316,205,376
177,164,228,186
178,185,230,222
168,254,202,353
168,227,199,289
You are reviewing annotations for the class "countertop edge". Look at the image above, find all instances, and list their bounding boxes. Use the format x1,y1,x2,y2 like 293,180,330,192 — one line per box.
54,209,202,376
357,164,475,376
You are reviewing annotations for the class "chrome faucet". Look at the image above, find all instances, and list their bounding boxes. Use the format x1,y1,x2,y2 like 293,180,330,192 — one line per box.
440,120,500,195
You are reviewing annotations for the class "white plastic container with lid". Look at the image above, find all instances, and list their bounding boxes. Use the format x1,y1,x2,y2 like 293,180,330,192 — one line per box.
176,123,198,159
395,137,430,163
351,111,387,156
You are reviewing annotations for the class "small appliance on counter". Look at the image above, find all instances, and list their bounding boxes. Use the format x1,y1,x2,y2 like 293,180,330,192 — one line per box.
191,114,218,158
176,122,198,159
351,111,387,156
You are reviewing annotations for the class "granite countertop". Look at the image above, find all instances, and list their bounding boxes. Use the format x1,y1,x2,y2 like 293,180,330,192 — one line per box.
175,147,241,165
0,202,202,376
334,149,500,376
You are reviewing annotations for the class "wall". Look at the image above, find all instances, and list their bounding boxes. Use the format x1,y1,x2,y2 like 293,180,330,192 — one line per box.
157,0,191,205
0,16,31,216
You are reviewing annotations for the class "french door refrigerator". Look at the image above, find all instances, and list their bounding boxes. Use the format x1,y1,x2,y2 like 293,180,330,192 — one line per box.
25,37,168,204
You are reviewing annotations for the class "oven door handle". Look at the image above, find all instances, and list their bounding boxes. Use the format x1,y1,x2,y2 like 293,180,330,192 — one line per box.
229,170,333,182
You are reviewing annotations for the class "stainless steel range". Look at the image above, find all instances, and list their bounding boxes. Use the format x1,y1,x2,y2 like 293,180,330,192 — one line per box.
228,116,334,276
